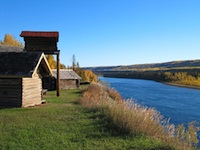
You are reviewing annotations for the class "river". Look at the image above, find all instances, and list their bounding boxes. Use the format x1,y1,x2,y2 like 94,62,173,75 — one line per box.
99,77,200,127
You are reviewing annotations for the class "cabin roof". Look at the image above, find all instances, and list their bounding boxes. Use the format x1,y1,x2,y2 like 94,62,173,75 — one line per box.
20,31,59,41
0,52,53,78
20,31,59,37
0,45,23,52
52,69,81,80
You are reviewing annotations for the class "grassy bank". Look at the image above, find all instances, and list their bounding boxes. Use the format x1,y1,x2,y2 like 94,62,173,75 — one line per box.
79,83,200,150
0,87,169,150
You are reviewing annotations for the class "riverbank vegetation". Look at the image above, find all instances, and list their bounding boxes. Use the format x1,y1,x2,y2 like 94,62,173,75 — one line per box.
99,70,200,88
79,83,200,150
163,72,200,87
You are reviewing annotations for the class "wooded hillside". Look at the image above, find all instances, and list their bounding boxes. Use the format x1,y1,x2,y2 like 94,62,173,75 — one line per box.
84,59,200,72
84,60,200,87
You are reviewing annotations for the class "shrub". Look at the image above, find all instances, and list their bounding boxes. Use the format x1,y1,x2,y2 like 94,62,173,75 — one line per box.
79,83,199,150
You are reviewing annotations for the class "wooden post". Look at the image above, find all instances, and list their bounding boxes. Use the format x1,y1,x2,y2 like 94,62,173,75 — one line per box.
57,51,60,96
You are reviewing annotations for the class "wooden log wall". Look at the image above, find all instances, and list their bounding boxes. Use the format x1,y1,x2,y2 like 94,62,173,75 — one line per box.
24,37,57,51
22,76,42,107
42,77,56,91
0,78,22,107
60,79,77,89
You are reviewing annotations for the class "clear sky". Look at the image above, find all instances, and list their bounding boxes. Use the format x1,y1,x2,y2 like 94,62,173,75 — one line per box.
1,0,200,67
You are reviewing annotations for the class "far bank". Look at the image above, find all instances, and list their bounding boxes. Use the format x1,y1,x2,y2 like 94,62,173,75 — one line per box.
160,81,200,90
96,70,200,89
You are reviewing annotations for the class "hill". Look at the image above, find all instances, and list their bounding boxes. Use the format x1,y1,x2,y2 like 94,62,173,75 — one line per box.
83,59,200,72
84,60,200,88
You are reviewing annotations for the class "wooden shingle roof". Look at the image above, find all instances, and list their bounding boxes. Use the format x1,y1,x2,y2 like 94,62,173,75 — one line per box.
52,69,81,80
0,52,52,78
0,45,23,52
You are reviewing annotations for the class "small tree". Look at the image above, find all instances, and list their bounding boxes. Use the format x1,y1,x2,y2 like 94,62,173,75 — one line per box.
77,62,80,68
72,54,76,70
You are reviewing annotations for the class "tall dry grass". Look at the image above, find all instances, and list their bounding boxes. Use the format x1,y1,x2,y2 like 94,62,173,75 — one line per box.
79,83,200,150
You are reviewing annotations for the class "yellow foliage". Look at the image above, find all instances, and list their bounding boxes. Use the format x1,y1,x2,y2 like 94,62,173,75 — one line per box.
1,34,23,47
69,55,98,83
164,72,200,87
74,68,98,83
46,55,66,69
83,70,98,82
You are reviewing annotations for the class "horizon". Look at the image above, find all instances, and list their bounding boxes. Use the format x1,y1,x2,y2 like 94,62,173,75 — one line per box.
1,0,200,67
83,58,200,68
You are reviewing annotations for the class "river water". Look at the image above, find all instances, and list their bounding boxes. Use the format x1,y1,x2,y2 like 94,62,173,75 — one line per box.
99,77,200,127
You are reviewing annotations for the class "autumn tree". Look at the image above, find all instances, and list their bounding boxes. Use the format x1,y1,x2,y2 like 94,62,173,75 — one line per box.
83,70,98,82
1,34,23,47
46,55,66,69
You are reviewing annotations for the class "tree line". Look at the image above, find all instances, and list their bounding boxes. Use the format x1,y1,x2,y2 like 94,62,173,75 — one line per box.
99,70,200,87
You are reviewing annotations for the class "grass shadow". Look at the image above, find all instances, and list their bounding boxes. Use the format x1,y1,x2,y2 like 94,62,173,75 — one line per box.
67,101,79,105
85,109,135,137
83,109,174,150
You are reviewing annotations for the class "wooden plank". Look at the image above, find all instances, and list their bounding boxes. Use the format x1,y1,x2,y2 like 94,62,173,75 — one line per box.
0,86,21,90
0,78,22,107
0,98,21,102
0,94,21,98
0,79,21,85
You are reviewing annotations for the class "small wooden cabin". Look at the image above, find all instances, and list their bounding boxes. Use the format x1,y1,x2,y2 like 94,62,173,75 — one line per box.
20,31,59,52
0,52,53,107
43,69,81,90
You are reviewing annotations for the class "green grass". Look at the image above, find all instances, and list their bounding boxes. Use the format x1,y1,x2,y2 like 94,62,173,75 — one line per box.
0,87,169,150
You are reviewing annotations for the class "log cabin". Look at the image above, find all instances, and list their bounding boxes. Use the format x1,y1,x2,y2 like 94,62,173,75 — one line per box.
0,51,53,107
43,69,81,90
20,31,59,52
53,69,81,89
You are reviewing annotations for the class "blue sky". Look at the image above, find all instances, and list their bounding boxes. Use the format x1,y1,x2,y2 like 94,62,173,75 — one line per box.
1,0,200,67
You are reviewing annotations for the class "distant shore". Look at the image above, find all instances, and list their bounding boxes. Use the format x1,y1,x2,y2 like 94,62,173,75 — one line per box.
100,76,200,90
160,81,200,90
